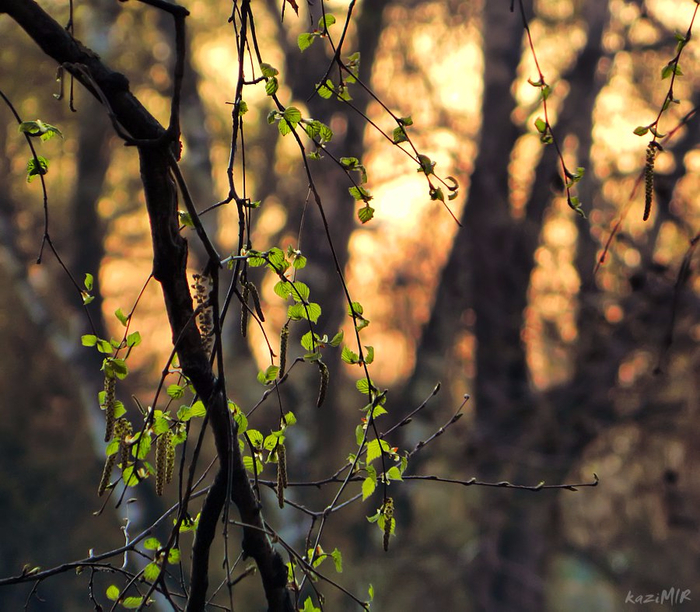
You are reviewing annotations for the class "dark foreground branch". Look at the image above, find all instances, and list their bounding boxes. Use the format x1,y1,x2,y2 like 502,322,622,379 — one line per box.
0,1,293,609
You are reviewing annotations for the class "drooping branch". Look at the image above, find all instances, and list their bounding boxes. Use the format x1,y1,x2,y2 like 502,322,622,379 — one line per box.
0,1,293,609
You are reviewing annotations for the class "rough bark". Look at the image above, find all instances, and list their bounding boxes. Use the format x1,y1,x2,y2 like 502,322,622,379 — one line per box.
0,1,293,609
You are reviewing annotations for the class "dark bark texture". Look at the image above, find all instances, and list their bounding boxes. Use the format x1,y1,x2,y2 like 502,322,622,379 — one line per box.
0,0,293,609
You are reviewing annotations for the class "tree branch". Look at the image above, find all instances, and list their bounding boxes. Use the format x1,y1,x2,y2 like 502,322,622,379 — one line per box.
0,1,293,609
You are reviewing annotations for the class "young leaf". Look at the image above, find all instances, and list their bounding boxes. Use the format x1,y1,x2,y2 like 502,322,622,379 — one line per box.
265,77,279,96
82,334,98,347
144,537,161,551
283,106,302,124
143,562,160,582
278,119,292,136
106,585,120,601
121,597,144,609
392,126,408,144
298,32,316,52
259,62,279,77
362,476,376,500
357,205,374,224
26,156,48,182
115,308,129,326
318,14,336,30
341,346,360,364
317,80,334,99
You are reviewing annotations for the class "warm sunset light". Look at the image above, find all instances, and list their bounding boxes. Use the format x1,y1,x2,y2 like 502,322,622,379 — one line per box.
1,1,699,610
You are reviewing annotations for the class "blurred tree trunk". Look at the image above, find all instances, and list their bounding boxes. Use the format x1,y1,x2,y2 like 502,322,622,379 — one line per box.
402,2,612,610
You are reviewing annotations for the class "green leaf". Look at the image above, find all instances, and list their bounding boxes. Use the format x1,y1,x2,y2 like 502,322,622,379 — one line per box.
178,513,200,533
293,254,307,269
340,156,359,168
298,32,316,52
417,154,435,175
291,281,310,302
232,405,248,434
143,562,160,582
301,331,319,352
633,125,649,136
178,210,194,227
318,122,333,143
144,537,161,551
114,400,126,420
153,414,170,435
301,596,321,612
26,156,48,182
265,77,279,96
318,13,336,30
287,304,305,321
392,126,408,144
288,302,321,323
348,301,364,317
167,548,181,564
190,400,206,418
317,80,334,99
430,186,445,202
349,185,372,202
106,585,120,601
167,384,185,399
115,308,129,326
238,100,249,115
330,330,344,346
366,439,391,464
341,346,360,364
18,120,62,141
306,303,322,323
331,548,343,573
278,119,292,136
121,596,144,609
263,433,283,451
385,466,403,481
18,120,41,136
110,358,129,379
534,117,547,134
81,334,98,347
84,273,94,291
97,339,113,354
257,365,280,385
567,195,586,218
364,346,375,364
122,465,140,487
126,331,141,347
362,476,376,500
356,378,374,395
131,433,151,460
177,405,192,422
273,280,292,300
259,62,279,77
243,455,263,474
357,205,375,224
268,247,287,271
283,107,302,123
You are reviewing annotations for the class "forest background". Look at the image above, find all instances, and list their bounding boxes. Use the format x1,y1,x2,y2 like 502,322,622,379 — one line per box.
1,0,699,611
